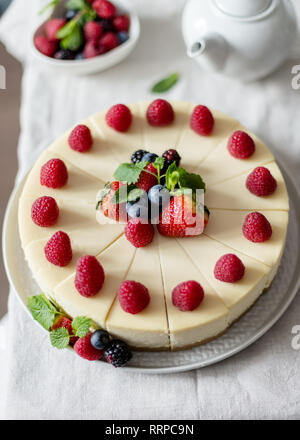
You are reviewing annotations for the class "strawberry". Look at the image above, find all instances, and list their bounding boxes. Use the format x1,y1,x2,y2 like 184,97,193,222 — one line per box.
136,163,158,192
99,181,128,222
157,195,209,238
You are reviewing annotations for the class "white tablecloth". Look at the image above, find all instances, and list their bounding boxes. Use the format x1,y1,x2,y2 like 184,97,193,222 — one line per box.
1,0,300,420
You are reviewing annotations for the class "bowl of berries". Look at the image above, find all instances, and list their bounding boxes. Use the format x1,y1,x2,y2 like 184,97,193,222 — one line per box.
32,0,140,75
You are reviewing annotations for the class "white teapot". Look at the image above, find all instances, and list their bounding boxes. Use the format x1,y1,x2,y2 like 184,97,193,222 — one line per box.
182,0,298,81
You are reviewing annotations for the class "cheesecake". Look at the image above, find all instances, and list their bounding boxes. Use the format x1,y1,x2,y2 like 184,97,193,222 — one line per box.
19,101,289,352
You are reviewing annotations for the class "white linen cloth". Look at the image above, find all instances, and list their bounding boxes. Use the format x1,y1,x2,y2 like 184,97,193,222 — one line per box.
0,0,300,420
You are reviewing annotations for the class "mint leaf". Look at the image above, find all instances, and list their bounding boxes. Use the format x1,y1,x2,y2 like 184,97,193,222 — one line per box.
60,23,83,51
50,328,70,349
72,316,91,338
57,19,77,39
66,0,86,10
28,294,57,330
179,171,206,193
113,162,147,185
127,188,146,202
151,73,179,93
111,184,136,204
39,0,60,15
152,157,165,171
78,10,97,26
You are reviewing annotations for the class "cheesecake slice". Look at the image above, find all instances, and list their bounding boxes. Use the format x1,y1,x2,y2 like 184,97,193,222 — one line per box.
158,235,229,350
53,235,136,328
205,161,289,210
106,235,169,350
178,235,270,324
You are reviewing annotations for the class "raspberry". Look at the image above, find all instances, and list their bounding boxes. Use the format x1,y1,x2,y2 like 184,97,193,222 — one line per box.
246,166,277,196
118,280,150,314
74,332,103,361
136,163,158,192
68,124,93,152
99,32,119,50
242,212,272,243
125,218,154,248
83,21,103,41
31,196,59,227
104,339,132,367
106,104,132,132
147,99,174,127
40,158,68,188
44,231,72,267
228,130,255,159
74,256,105,297
34,35,57,57
131,149,149,164
44,18,67,42
113,15,130,32
214,254,245,283
190,105,214,136
83,39,107,58
162,149,181,170
52,317,78,345
93,0,116,19
172,281,204,311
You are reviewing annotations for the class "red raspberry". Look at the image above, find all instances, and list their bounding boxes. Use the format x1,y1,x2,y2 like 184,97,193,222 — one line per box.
113,15,130,32
34,35,57,57
228,130,255,159
172,281,204,311
74,332,103,361
83,39,107,58
146,99,174,127
125,218,154,248
40,158,68,188
136,163,158,192
52,317,78,345
93,0,116,19
106,104,132,132
118,280,150,314
246,166,277,196
83,21,103,41
68,124,93,152
190,105,214,136
31,196,59,227
75,255,105,297
242,212,272,243
44,231,72,267
99,32,119,50
44,18,66,42
214,254,245,283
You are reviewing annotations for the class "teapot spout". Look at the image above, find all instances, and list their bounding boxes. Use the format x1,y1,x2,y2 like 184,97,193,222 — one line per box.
187,32,228,72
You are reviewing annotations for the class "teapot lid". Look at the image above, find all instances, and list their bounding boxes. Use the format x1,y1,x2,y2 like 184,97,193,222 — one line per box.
214,0,272,17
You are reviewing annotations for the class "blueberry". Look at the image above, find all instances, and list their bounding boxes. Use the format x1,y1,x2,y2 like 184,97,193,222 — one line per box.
117,32,129,44
91,330,111,350
142,152,158,163
127,197,149,219
148,185,170,207
75,52,85,60
54,49,75,60
65,9,78,21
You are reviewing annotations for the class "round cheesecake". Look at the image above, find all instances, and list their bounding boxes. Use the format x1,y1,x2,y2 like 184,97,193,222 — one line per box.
18,101,289,351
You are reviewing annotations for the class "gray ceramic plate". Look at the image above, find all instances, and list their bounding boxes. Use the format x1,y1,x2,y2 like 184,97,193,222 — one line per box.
3,162,300,374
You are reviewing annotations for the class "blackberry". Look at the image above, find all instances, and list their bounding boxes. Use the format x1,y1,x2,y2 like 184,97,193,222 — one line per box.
142,152,158,163
54,50,75,60
96,18,115,32
104,339,132,367
131,149,149,164
162,149,181,169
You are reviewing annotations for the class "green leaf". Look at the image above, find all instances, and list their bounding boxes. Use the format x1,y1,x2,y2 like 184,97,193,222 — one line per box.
165,161,179,191
50,328,70,349
152,157,165,171
66,0,86,10
96,182,111,209
60,23,83,51
28,294,57,330
110,184,137,204
56,19,77,39
78,10,97,26
72,316,92,338
113,162,148,185
39,0,60,16
151,73,179,93
179,171,206,193
127,188,146,202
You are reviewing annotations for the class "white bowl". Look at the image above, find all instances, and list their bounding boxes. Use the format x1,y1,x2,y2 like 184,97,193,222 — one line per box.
31,0,140,75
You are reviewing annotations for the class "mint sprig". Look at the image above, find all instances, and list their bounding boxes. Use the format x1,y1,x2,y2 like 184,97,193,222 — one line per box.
28,294,58,330
151,73,180,93
50,327,70,349
72,316,92,337
39,0,60,16
113,162,148,185
165,162,206,194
